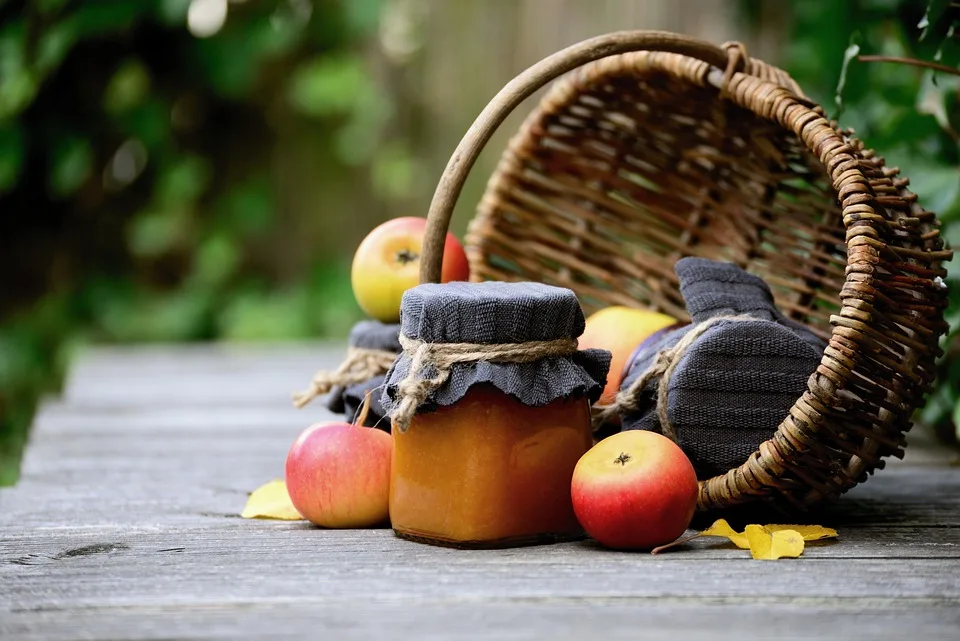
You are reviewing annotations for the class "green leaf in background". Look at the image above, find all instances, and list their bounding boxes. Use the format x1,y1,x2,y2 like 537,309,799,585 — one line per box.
215,176,274,237
952,398,960,437
287,55,371,118
118,99,171,151
287,53,393,164
0,124,24,194
835,33,861,115
0,21,35,119
156,154,212,206
66,1,150,39
260,0,312,53
189,233,241,288
103,58,152,114
35,22,79,76
0,69,38,121
128,208,191,259
918,0,951,40
892,154,960,220
343,0,385,36
159,0,192,25
49,137,93,199
192,17,274,99
0,294,75,486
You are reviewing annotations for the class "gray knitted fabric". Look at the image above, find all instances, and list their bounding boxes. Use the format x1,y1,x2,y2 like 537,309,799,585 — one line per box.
381,281,611,415
325,320,401,430
619,257,826,479
347,320,403,352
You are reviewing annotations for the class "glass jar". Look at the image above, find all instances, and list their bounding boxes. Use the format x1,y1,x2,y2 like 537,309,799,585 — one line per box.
381,281,610,549
390,383,594,548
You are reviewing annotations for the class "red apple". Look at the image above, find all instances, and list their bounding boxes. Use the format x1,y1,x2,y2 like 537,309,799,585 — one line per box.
351,217,470,322
285,422,392,528
571,430,699,550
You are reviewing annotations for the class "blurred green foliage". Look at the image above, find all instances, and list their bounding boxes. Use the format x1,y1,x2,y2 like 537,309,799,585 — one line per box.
773,0,960,445
0,0,405,484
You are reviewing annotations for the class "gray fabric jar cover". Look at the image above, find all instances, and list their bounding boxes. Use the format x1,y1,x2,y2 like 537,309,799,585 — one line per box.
618,257,827,479
325,320,401,430
380,281,611,418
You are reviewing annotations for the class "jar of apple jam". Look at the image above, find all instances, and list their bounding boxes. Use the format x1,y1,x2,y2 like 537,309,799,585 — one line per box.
381,281,611,549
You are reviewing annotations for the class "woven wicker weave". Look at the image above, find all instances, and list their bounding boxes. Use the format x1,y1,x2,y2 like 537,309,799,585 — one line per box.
418,32,952,514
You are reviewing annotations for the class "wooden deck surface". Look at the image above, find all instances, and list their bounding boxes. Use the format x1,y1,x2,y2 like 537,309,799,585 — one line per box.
2,343,959,640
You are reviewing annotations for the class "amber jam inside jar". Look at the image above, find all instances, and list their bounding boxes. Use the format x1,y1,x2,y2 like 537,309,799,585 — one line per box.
389,383,593,548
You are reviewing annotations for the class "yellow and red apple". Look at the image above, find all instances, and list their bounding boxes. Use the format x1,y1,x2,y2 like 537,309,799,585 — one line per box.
571,430,698,550
579,306,679,406
284,422,392,528
351,217,470,322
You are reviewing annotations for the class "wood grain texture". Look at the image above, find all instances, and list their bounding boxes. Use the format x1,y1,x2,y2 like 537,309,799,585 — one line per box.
60,342,345,408
2,527,959,623
2,343,959,641
3,601,960,641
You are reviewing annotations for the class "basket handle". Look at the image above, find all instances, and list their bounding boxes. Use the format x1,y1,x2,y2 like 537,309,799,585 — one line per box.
419,30,735,283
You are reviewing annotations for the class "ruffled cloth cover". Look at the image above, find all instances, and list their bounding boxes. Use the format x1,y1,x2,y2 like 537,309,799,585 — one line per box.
381,281,610,416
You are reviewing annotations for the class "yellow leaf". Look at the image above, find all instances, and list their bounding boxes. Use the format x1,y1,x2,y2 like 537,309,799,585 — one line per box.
764,524,838,541
241,479,303,520
650,519,838,555
745,525,805,560
700,519,751,549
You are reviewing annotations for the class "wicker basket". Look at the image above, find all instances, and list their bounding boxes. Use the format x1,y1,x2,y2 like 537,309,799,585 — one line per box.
417,31,953,514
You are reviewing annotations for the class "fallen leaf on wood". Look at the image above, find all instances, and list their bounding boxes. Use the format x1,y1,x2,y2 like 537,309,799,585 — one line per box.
762,523,838,542
700,519,750,549
745,525,805,560
241,479,303,520
651,519,837,556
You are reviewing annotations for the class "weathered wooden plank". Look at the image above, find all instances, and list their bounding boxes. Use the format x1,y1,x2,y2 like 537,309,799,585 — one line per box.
16,414,309,476
1,528,959,608
28,403,323,436
61,343,345,408
1,518,958,559
3,600,959,641
64,343,340,377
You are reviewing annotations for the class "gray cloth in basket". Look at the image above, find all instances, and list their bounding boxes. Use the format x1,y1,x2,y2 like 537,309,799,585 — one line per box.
325,320,401,430
381,281,611,416
619,257,826,479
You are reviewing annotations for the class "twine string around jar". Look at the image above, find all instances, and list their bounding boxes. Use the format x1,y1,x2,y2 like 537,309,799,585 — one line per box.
292,347,399,409
390,334,579,432
590,314,760,439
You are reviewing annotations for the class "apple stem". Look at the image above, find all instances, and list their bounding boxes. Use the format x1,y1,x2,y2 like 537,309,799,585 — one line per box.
650,532,703,555
396,249,419,264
